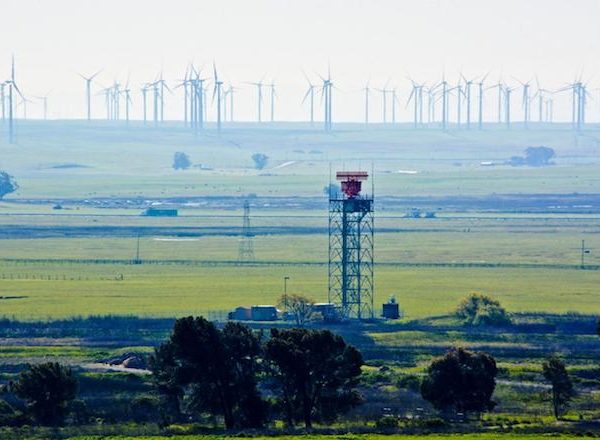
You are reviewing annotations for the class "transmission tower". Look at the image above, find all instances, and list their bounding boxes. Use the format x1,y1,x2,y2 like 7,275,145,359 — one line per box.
328,171,374,319
239,200,255,262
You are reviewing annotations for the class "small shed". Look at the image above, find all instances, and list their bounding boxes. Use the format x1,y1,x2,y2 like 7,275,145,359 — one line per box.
142,207,178,217
312,303,338,321
229,306,252,321
251,305,278,321
382,295,400,319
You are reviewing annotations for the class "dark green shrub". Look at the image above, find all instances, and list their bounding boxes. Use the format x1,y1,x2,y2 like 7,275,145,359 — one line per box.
456,293,511,326
376,415,398,429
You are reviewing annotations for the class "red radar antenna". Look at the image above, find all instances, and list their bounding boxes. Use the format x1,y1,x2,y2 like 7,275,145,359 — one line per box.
336,171,368,198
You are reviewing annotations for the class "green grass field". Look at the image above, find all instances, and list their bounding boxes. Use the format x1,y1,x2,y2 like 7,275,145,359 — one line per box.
0,263,598,320
2,121,600,199
0,122,599,320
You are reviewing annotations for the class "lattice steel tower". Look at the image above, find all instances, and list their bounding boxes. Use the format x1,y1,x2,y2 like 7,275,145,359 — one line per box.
328,171,374,319
239,200,255,262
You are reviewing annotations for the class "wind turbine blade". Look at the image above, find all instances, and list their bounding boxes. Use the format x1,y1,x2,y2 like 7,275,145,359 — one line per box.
13,82,24,99
406,88,415,107
90,69,103,81
301,87,311,104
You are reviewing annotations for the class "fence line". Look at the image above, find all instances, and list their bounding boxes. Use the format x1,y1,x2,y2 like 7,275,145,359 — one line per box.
0,258,598,271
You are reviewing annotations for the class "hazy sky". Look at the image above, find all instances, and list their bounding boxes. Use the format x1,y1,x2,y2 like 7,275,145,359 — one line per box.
3,0,600,121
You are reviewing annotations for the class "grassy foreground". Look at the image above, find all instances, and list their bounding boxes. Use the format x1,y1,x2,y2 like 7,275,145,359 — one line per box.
67,434,594,440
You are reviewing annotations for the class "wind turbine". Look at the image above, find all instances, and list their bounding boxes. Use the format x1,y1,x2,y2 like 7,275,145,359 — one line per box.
363,81,371,125
34,92,50,120
486,79,504,125
175,65,192,127
188,65,206,132
301,74,316,126
461,74,477,129
441,77,449,129
247,78,265,122
476,73,489,130
212,63,223,132
376,81,389,123
268,81,276,122
557,80,585,131
416,84,424,125
426,85,436,125
156,72,171,123
318,68,333,131
122,80,132,124
141,83,150,125
78,69,102,121
431,75,449,129
6,55,24,144
18,95,33,120
449,79,465,128
390,87,400,124
112,81,121,121
222,84,236,122
515,78,532,129
1,82,5,122
534,77,543,124
503,83,515,129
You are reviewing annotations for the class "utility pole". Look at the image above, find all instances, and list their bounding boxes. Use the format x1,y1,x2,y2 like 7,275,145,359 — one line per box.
283,276,290,310
134,234,141,264
581,239,591,269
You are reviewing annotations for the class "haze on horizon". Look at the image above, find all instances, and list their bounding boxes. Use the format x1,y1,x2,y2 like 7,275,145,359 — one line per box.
3,0,600,122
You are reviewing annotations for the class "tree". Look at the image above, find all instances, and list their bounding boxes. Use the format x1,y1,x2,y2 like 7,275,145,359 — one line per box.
11,362,78,426
150,317,267,429
542,355,575,419
172,152,192,170
421,347,497,416
148,341,184,425
278,294,315,327
323,183,338,198
251,153,269,170
525,146,555,167
455,293,511,326
0,172,18,199
265,328,363,428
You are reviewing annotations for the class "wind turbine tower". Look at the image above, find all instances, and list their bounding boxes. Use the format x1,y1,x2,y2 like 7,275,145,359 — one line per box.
269,81,276,122
79,70,101,121
212,63,223,132
363,81,370,125
302,78,316,126
7,55,24,144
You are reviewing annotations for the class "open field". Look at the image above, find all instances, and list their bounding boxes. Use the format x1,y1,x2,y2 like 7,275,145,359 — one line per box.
0,203,598,320
0,263,599,320
2,122,600,199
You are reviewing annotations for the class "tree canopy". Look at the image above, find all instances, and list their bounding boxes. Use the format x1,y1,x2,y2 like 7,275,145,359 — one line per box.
150,317,267,429
172,152,192,170
421,347,497,415
0,171,18,199
525,146,555,166
11,362,78,426
265,328,363,428
455,293,511,326
542,355,575,419
251,153,269,170
278,294,315,327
